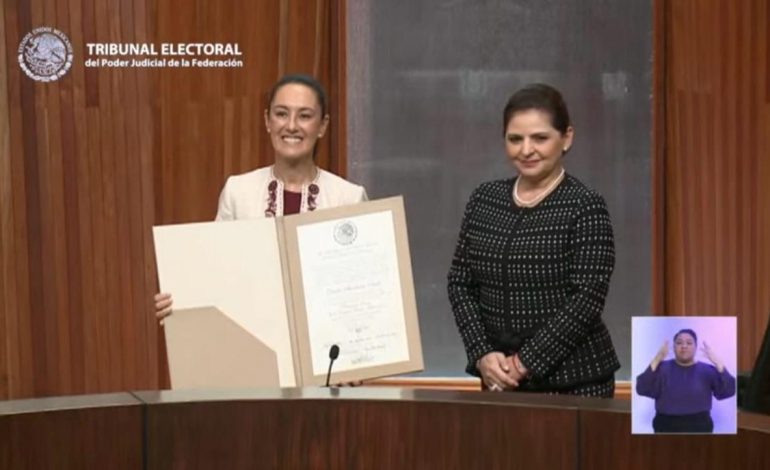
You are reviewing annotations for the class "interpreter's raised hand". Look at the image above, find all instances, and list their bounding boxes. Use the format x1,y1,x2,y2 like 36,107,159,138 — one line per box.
478,351,520,391
651,340,669,371
701,341,725,373
154,292,173,322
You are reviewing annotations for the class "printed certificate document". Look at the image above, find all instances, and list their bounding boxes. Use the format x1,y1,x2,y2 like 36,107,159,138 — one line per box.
154,197,423,388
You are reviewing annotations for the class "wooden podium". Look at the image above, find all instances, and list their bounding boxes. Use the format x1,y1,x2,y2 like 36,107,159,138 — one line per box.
2,388,770,469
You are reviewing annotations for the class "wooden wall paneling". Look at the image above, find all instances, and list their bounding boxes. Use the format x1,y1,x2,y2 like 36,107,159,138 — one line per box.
252,2,283,171
283,0,318,75
68,0,94,395
26,1,55,396
86,107,110,393
695,0,716,314
724,0,739,321
662,0,678,314
711,0,730,319
742,0,757,346
278,0,289,76
741,0,761,367
0,0,12,401
130,0,155,388
709,0,726,316
33,0,57,396
662,0,770,371
222,97,235,180
0,0,164,398
154,0,172,224
329,0,346,177
83,0,109,393
109,0,133,392
750,0,770,363
759,0,770,358
119,0,140,388
57,0,84,396
742,0,761,371
11,0,35,393
49,0,71,399
130,0,157,390
108,0,157,393
136,0,160,394
8,0,35,401
740,0,755,354
733,0,749,365
92,0,119,393
313,0,326,78
282,0,332,171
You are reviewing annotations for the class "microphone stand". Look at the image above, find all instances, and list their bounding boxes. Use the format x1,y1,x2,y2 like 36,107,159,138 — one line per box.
325,344,339,387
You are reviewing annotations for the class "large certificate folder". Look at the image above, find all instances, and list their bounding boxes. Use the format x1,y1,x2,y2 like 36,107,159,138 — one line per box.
154,196,424,389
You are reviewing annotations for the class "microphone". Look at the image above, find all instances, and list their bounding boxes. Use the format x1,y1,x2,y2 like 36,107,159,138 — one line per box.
325,344,340,387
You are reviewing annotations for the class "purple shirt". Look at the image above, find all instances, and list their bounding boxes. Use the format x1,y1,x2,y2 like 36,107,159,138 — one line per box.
636,360,736,415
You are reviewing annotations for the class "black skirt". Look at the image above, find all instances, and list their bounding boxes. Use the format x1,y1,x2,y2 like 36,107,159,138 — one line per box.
653,411,713,433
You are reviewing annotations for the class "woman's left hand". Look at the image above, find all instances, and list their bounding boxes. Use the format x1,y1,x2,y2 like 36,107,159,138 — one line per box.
701,341,725,373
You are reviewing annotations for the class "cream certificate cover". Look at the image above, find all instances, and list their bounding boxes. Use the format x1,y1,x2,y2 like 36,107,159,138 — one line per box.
154,219,297,387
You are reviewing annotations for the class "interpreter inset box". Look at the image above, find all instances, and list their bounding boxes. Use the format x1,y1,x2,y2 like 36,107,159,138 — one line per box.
631,316,737,434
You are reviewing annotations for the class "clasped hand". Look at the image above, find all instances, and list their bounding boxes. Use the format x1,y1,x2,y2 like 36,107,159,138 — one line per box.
478,352,527,392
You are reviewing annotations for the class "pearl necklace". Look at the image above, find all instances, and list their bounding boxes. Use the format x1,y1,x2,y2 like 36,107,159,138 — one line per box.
513,168,565,208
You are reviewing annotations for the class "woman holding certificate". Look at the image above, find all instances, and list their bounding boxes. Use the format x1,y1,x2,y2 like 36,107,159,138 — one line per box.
155,74,367,319
447,84,620,397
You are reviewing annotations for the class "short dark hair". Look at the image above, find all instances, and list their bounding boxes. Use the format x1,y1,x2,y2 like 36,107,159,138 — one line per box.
674,329,698,344
503,83,571,136
267,74,328,116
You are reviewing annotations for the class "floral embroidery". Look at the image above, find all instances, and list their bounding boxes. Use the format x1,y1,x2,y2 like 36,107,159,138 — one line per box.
266,167,320,217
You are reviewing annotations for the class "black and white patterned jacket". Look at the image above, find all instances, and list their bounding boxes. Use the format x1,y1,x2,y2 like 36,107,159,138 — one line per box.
448,174,620,389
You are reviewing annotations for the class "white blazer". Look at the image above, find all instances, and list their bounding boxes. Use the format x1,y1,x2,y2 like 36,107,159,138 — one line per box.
215,166,368,220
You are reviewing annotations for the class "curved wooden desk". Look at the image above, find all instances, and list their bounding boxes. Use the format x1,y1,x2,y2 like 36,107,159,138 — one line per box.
1,388,769,469
0,393,143,468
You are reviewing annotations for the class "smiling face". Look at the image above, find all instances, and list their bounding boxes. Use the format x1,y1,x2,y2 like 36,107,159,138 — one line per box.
504,109,573,183
264,83,329,161
674,332,697,365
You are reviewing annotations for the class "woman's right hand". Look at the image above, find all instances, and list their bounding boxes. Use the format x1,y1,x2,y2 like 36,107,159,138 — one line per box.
154,292,173,321
477,352,520,391
651,340,669,371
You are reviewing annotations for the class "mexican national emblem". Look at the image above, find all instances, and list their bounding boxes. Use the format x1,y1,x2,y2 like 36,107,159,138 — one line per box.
333,220,358,246
18,27,73,82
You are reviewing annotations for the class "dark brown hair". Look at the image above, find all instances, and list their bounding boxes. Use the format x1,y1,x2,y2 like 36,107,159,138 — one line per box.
267,74,328,116
503,83,571,136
